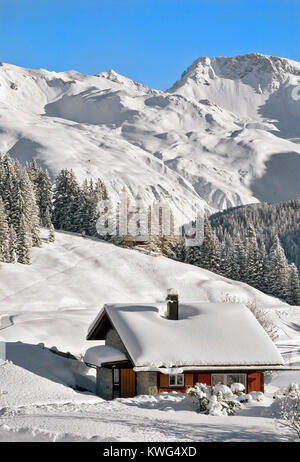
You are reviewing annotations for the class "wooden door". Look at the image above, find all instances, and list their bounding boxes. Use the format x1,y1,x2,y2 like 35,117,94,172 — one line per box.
247,372,264,393
120,369,136,398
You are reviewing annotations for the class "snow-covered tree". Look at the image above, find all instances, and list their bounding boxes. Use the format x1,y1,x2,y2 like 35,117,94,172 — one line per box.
47,223,55,243
287,264,300,306
52,169,81,231
36,169,53,227
0,197,9,262
8,225,18,263
277,383,300,439
267,235,289,300
17,214,31,264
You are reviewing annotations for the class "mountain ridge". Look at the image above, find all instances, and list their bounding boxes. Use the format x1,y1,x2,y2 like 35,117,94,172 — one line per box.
0,53,299,225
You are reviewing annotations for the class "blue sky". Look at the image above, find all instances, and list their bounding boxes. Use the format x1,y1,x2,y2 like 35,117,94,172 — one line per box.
0,0,299,89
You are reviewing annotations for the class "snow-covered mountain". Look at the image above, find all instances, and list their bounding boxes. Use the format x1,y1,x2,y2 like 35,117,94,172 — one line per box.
0,53,299,224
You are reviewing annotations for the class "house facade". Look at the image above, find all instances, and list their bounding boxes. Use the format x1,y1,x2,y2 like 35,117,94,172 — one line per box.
85,291,285,399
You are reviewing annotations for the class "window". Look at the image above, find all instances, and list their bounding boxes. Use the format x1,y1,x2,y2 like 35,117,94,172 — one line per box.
211,373,247,388
112,368,120,399
169,374,185,387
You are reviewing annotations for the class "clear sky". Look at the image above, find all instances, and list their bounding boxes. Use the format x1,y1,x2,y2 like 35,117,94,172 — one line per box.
0,0,299,90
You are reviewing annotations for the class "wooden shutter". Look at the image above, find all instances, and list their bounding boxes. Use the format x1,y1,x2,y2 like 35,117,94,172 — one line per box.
159,373,169,387
184,374,194,387
247,372,264,393
120,369,136,398
197,373,211,386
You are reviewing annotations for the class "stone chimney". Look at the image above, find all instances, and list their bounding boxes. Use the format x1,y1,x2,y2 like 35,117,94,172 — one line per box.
166,288,179,320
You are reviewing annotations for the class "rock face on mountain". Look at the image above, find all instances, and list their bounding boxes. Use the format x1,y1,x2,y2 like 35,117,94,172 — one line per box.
0,53,299,224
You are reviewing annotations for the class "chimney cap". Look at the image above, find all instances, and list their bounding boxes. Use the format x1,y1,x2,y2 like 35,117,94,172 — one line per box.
167,288,178,296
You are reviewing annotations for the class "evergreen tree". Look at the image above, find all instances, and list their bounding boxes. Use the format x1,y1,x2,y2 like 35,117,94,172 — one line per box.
0,155,41,264
17,214,31,264
47,223,55,243
0,197,9,262
18,168,41,248
267,235,289,300
197,216,220,272
258,242,269,293
287,263,300,305
27,158,40,186
8,225,18,263
52,169,81,231
174,237,186,262
36,169,53,227
245,224,262,288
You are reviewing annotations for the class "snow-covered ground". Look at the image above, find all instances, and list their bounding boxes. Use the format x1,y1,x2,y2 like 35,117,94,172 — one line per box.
0,352,297,442
0,53,300,224
0,230,299,441
0,341,296,442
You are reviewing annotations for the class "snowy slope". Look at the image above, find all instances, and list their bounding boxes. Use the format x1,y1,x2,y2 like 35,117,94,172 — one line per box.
0,54,299,223
0,229,286,354
0,231,299,442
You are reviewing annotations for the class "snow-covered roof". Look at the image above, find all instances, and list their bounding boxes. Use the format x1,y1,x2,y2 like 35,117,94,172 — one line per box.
88,302,284,369
84,345,128,367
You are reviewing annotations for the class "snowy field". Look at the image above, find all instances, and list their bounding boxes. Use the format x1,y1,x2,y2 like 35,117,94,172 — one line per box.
0,230,300,441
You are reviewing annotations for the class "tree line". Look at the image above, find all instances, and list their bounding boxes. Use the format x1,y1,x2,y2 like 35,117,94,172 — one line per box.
173,215,300,305
1,154,300,307
0,155,107,264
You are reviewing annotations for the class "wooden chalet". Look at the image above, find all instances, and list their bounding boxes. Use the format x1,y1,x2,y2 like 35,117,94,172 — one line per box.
85,291,285,399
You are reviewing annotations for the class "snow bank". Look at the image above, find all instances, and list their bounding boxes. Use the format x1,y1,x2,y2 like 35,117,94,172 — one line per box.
0,342,97,404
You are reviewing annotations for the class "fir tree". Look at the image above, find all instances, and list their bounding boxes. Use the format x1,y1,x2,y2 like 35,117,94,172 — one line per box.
8,225,18,263
47,223,55,243
0,197,9,262
17,214,31,264
52,169,81,231
267,235,289,300
36,169,53,226
245,224,262,289
287,263,300,305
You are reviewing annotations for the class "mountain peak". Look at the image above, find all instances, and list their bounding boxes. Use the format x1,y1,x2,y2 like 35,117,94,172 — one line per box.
96,69,151,92
169,53,300,93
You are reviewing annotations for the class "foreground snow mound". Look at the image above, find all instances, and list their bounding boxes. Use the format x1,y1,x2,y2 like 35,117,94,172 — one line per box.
0,342,98,406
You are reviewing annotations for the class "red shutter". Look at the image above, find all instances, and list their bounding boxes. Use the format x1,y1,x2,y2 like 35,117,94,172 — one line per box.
184,374,194,387
159,374,169,387
247,372,264,393
197,374,211,386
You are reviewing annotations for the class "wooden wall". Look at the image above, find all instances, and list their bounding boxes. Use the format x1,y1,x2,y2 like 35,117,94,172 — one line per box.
157,371,264,394
119,370,265,397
